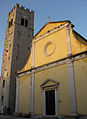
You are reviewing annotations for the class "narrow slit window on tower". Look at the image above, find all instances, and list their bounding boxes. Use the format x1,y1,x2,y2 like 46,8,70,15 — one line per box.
2,96,4,102
8,19,13,28
11,19,13,26
3,80,5,88
25,20,28,27
9,22,11,28
21,18,24,26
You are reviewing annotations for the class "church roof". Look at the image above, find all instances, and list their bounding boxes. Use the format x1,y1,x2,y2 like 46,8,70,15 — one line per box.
72,30,87,45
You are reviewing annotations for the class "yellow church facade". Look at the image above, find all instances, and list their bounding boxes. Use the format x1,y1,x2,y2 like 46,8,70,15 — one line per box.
15,20,87,118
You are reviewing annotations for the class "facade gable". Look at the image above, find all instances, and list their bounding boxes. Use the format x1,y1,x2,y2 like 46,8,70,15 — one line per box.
19,20,87,73
34,20,70,39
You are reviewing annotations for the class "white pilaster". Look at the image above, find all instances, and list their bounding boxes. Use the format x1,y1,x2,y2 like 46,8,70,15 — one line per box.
55,88,58,116
67,60,76,114
30,71,34,115
32,40,35,68
65,24,72,56
42,90,46,116
15,77,19,112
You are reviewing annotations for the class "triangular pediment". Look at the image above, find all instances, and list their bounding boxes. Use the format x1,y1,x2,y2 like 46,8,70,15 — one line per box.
34,20,70,39
40,79,59,88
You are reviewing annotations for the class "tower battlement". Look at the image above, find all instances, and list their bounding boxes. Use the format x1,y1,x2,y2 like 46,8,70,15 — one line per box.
8,3,34,16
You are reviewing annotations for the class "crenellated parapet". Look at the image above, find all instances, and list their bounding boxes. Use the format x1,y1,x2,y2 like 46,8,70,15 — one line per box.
8,3,34,16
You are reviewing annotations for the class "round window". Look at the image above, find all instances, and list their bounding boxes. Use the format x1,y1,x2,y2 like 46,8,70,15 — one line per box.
44,41,55,56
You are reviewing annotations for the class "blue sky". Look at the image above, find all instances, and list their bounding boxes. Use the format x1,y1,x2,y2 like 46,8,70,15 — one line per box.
0,0,87,75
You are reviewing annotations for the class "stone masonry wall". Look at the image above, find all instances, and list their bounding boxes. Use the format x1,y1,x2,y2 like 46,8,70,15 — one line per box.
0,3,34,113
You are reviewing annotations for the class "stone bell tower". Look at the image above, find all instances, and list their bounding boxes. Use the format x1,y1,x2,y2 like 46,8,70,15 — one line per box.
0,3,34,113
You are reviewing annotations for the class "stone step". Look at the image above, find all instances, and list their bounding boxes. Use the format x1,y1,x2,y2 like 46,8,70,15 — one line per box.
32,116,60,119
0,115,32,119
32,116,77,119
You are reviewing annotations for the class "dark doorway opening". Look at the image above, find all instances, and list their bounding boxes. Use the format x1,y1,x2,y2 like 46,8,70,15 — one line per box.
45,90,55,115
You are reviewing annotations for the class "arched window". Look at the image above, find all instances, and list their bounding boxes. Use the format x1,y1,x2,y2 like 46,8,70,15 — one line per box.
25,20,28,27
21,18,24,26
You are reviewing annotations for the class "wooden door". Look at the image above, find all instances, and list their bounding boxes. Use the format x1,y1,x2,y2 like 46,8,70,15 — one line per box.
45,90,55,115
